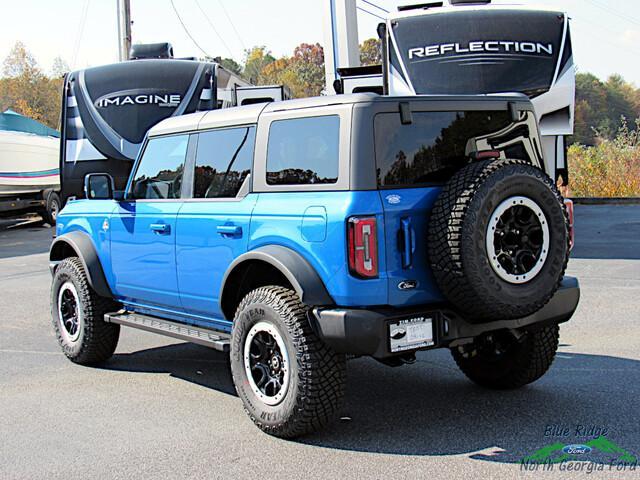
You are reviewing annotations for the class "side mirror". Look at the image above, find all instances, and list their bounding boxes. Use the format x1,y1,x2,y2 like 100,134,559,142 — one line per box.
84,173,115,200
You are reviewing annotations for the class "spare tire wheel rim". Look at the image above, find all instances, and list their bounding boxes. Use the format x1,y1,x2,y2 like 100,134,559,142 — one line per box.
486,196,550,284
244,321,290,406
57,281,82,342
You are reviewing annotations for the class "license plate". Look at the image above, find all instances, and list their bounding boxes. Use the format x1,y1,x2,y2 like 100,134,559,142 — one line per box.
389,316,434,353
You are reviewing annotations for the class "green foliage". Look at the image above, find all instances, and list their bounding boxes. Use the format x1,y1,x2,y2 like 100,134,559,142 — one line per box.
565,119,640,197
573,73,640,145
219,57,242,76
242,46,276,85
360,38,381,66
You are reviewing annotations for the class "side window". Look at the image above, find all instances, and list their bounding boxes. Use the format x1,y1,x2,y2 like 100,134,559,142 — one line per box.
130,135,188,199
266,115,339,185
194,126,255,198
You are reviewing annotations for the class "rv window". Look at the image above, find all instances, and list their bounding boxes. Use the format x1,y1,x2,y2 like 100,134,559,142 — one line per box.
375,111,521,187
130,135,188,199
266,116,340,185
193,126,256,198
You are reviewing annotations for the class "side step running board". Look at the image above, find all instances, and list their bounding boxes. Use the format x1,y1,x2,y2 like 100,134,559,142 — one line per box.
104,311,230,353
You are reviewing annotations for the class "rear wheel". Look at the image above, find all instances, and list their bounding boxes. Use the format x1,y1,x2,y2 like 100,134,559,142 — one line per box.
428,159,569,321
41,191,61,226
51,257,120,365
452,325,560,389
230,286,346,438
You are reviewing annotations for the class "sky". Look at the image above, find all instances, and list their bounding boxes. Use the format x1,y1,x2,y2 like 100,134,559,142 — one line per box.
2,0,640,84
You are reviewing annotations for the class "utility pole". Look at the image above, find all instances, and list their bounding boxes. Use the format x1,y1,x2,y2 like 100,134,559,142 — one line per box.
117,0,132,61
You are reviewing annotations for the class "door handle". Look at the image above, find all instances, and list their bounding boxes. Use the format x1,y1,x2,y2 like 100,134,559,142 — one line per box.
149,223,170,234
401,217,415,268
217,224,242,237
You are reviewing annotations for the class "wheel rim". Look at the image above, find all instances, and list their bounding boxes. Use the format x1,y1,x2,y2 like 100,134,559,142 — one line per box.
50,200,59,222
486,196,550,284
243,321,290,406
57,281,82,342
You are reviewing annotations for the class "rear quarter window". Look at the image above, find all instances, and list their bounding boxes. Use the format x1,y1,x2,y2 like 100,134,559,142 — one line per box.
266,115,340,185
375,110,535,187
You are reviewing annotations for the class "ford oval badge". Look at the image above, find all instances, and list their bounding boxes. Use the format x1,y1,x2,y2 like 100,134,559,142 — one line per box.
386,194,401,205
398,280,418,290
562,444,592,455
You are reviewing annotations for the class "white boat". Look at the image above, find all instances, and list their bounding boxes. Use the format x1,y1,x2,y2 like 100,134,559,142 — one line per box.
0,130,59,197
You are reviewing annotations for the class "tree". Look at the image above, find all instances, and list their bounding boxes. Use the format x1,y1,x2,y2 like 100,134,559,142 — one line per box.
243,46,275,84
3,41,40,78
219,57,242,76
0,42,62,129
572,73,640,145
50,56,70,78
360,38,381,66
255,43,324,98
289,43,324,97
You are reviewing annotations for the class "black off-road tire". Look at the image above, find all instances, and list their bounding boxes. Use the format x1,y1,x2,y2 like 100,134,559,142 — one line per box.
452,325,560,389
51,257,120,365
428,159,569,322
41,191,61,226
230,286,346,438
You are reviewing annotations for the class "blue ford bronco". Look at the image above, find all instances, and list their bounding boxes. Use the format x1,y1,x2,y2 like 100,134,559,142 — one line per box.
50,94,579,437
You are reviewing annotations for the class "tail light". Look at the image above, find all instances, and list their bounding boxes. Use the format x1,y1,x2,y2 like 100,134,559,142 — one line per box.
564,199,574,251
347,216,378,278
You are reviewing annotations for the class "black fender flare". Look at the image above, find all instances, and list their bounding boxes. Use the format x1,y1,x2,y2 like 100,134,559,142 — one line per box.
219,245,334,311
49,231,112,298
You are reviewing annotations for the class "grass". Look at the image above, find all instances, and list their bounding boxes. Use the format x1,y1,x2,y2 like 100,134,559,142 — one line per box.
562,119,640,198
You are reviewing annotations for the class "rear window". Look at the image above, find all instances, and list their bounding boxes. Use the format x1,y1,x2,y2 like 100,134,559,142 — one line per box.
375,110,530,187
266,115,339,185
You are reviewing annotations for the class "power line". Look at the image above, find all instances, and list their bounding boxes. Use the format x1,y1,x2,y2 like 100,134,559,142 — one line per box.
216,0,247,52
71,0,90,69
571,15,640,57
584,0,640,27
361,0,389,14
170,0,212,58
194,0,236,59
357,6,386,21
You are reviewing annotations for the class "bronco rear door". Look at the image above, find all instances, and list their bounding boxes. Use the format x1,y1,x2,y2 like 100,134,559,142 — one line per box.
374,99,543,307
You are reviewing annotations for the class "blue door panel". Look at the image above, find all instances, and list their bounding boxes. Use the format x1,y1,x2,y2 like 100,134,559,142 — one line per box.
176,195,257,320
109,201,182,309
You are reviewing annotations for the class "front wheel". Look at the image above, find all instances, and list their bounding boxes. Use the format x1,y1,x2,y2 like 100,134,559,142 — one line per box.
451,325,560,390
51,257,120,365
230,286,346,438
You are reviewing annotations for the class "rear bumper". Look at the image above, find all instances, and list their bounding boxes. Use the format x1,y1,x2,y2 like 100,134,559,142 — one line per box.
311,276,580,359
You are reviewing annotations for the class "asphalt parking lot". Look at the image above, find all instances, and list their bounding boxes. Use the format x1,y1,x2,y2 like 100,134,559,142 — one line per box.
1,205,639,479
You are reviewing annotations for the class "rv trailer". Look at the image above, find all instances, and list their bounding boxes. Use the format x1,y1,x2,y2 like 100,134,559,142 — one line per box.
60,43,289,202
330,1,575,184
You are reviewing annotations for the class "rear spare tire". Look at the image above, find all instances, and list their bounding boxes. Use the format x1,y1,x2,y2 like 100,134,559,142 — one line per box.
428,159,569,321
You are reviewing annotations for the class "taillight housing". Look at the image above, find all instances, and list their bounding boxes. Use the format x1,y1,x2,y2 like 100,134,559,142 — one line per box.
564,199,575,251
347,216,378,278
